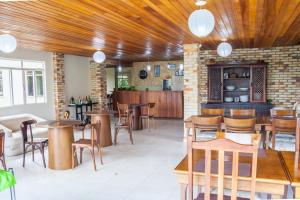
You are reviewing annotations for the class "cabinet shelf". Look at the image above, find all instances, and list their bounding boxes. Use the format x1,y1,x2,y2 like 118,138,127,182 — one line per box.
224,78,250,80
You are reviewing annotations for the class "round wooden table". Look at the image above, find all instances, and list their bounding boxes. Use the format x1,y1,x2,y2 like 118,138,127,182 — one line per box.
129,104,147,130
84,111,112,147
37,120,81,170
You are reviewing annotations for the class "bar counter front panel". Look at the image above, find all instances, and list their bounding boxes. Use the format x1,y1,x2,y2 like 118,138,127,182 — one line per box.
113,91,183,119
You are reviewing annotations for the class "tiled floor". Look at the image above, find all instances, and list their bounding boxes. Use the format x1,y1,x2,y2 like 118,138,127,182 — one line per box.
0,119,186,200
0,119,295,200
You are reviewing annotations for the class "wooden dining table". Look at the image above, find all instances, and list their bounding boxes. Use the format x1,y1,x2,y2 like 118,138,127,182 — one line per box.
174,149,290,199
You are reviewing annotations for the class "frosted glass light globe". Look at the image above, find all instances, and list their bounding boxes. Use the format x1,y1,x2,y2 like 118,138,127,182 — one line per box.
146,64,151,71
118,65,122,72
217,42,232,57
0,34,17,53
188,9,215,37
93,51,106,63
179,64,184,71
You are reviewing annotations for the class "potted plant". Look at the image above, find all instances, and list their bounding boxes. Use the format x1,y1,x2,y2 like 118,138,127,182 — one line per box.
0,169,16,199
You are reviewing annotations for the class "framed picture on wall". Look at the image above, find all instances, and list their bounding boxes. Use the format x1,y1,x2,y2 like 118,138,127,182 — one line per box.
154,65,160,77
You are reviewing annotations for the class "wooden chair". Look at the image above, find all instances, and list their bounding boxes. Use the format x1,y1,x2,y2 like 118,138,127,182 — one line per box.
20,120,48,168
141,103,155,131
230,109,256,117
72,121,103,171
188,133,260,200
117,102,129,124
271,117,297,150
64,110,87,139
191,116,222,140
270,109,295,117
0,130,6,170
201,108,225,116
114,110,134,145
224,117,256,133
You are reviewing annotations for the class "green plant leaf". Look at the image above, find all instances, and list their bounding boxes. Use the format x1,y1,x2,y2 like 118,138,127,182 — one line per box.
0,170,16,192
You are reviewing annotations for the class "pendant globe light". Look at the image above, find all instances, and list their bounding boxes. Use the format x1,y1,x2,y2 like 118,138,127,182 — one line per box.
0,33,17,53
93,50,106,64
188,0,215,37
217,41,232,57
146,56,151,71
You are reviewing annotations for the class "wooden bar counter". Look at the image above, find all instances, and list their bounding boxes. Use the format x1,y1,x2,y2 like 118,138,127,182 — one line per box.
37,120,81,170
113,90,183,119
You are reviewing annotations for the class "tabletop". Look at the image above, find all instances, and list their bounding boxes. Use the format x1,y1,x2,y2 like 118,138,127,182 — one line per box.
84,111,109,116
174,149,289,184
36,120,81,128
279,151,300,186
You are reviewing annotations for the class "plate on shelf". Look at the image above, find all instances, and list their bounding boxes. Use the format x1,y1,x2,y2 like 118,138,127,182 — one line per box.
239,88,249,91
224,97,233,102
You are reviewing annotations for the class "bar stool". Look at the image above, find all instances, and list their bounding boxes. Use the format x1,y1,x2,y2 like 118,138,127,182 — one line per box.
141,103,155,131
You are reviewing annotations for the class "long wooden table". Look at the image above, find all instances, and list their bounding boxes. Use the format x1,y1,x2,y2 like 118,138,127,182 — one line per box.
174,149,289,199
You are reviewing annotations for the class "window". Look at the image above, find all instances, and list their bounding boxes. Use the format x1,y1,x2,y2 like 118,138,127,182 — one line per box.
117,75,129,88
0,58,46,107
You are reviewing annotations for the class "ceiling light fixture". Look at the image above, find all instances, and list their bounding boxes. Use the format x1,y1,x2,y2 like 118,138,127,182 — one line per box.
93,50,106,64
0,33,17,53
146,56,151,71
118,60,122,72
188,0,215,37
217,41,232,57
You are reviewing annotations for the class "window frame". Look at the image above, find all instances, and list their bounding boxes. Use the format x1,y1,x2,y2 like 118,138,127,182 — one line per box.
0,57,47,108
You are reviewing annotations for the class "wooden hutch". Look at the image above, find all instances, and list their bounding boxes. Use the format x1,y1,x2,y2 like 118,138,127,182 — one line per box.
203,61,272,116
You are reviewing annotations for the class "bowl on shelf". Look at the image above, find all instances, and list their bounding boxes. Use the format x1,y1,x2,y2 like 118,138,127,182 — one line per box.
240,95,249,102
225,85,235,91
239,88,249,91
224,97,234,102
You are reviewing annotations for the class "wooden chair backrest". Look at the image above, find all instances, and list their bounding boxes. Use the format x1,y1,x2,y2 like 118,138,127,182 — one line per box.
117,103,128,115
230,109,256,117
188,133,260,200
191,116,222,133
201,108,224,116
270,109,295,117
272,117,297,134
91,120,101,147
64,111,70,119
224,117,256,133
20,119,37,143
0,130,4,156
147,103,155,116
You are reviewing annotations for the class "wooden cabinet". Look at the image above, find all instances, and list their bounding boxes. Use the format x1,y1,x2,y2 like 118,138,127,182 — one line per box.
113,91,183,118
207,61,267,103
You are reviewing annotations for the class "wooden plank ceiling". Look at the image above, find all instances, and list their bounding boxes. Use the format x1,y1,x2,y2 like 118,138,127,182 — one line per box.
0,0,300,62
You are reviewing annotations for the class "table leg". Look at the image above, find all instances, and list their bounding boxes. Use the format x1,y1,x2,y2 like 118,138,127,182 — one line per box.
180,184,187,200
295,187,300,199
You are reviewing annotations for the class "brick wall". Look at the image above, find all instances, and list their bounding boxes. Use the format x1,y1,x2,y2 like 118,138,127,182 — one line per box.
184,44,300,118
90,60,107,111
53,52,66,120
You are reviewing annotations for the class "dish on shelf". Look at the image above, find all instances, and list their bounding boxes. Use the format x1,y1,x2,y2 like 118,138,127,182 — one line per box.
225,85,235,91
224,97,233,102
239,88,249,91
240,95,249,102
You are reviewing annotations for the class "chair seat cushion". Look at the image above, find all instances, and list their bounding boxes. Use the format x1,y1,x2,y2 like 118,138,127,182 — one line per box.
195,193,249,200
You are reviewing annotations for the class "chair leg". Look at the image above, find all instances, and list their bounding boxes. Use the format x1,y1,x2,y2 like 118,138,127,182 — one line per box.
72,146,75,169
272,132,276,150
129,129,134,145
90,148,96,171
148,117,150,132
98,145,103,165
0,157,6,170
22,145,26,167
32,145,35,162
80,147,83,164
41,144,46,168
114,128,118,145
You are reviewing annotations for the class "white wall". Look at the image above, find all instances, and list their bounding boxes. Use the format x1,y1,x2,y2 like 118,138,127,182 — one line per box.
106,68,115,93
0,48,54,119
64,55,91,101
